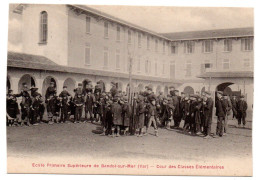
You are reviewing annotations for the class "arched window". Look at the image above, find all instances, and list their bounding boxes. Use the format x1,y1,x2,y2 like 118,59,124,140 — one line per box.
40,11,48,43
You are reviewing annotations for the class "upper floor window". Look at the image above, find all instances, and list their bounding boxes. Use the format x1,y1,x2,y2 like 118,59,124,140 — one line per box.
128,30,132,44
155,39,158,52
162,60,166,75
145,59,149,74
86,16,91,33
103,47,109,69
171,42,178,54
104,21,109,38
224,39,232,52
163,41,165,53
137,57,141,72
138,33,142,48
185,60,192,77
147,36,150,50
202,40,213,53
116,49,120,70
116,26,120,41
39,11,48,43
201,60,212,73
223,59,230,70
85,45,91,65
170,60,175,78
243,59,251,69
154,59,158,75
184,41,195,54
241,38,253,51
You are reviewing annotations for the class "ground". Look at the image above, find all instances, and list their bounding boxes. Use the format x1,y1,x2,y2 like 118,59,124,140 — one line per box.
7,117,252,161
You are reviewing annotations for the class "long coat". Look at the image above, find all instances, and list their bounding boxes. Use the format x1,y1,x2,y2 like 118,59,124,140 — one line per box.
111,102,123,125
204,97,213,126
237,100,248,118
136,101,146,128
122,103,132,127
215,98,225,118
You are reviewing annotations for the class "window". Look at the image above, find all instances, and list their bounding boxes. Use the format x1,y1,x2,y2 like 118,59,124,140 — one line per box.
201,60,212,73
149,61,152,74
155,39,158,52
145,59,149,74
171,42,178,54
202,40,213,53
138,33,142,47
116,26,120,41
147,36,150,50
243,59,250,68
154,59,158,75
39,11,48,43
86,16,91,33
116,49,120,70
162,60,166,75
241,38,253,51
185,60,192,77
170,60,175,78
103,47,109,69
85,45,91,65
163,41,165,53
224,39,232,52
223,59,230,70
137,57,141,72
128,30,132,44
184,41,194,54
104,21,109,38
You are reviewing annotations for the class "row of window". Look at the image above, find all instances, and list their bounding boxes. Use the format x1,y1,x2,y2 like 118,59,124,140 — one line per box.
170,38,253,54
85,45,167,76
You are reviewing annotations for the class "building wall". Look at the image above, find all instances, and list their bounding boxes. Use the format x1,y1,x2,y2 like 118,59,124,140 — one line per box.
67,7,171,79
21,4,69,65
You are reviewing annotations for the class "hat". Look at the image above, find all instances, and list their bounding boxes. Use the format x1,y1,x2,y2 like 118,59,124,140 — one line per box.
22,83,27,86
174,90,179,93
31,87,38,90
78,83,82,86
63,86,67,88
181,92,185,95
169,86,175,89
216,91,223,95
8,89,13,94
240,95,245,98
204,91,211,95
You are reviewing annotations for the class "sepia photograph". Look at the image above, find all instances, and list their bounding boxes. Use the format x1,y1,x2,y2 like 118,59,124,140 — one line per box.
6,2,254,176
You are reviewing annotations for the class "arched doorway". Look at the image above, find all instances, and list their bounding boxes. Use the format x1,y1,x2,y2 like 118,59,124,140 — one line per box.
18,74,36,92
183,86,194,95
42,76,57,97
63,78,76,95
216,82,241,97
164,86,168,95
156,86,161,95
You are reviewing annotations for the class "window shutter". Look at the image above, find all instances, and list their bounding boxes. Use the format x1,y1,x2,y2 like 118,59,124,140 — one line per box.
202,41,204,52
210,40,213,52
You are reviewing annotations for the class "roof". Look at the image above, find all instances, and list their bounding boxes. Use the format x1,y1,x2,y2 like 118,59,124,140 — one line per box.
198,71,254,78
7,51,173,83
161,27,254,41
69,5,171,41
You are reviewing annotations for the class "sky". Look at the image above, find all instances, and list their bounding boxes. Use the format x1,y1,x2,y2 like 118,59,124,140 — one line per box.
8,4,254,52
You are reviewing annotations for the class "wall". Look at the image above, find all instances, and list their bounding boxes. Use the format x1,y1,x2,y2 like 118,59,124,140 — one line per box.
21,4,69,65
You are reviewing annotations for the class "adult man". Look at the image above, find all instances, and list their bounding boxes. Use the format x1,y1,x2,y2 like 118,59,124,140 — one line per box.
16,83,32,126
136,95,146,137
231,95,238,120
45,82,57,125
214,91,225,137
30,92,43,126
85,86,94,122
203,91,214,139
59,86,71,123
237,95,248,128
171,90,181,128
222,94,232,135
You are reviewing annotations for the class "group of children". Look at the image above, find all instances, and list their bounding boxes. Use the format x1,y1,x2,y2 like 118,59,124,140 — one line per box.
6,81,248,139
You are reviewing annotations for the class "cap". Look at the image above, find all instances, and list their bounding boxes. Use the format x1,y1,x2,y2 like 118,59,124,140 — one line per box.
181,92,185,95
169,86,175,89
22,82,27,86
63,86,67,88
240,95,245,98
78,83,82,86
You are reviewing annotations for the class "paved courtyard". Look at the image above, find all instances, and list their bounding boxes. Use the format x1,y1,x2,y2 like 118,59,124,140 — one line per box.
7,117,252,161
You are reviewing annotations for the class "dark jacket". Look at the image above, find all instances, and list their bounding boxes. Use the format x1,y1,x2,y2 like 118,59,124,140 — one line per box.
215,98,225,117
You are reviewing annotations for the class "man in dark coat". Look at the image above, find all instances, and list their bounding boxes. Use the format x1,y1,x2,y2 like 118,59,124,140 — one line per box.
16,83,32,126
122,96,132,135
171,90,181,128
85,88,95,122
110,81,118,98
183,96,191,133
237,95,248,128
111,96,123,137
203,91,214,139
45,82,57,125
30,92,43,126
59,86,71,123
222,94,232,135
74,93,84,123
231,95,238,120
136,95,146,137
214,91,225,137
